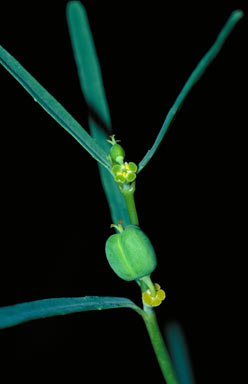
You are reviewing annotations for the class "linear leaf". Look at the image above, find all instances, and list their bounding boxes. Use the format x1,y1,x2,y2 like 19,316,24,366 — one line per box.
0,44,111,172
166,322,196,384
66,1,131,226
137,10,244,173
67,1,111,133
0,296,143,329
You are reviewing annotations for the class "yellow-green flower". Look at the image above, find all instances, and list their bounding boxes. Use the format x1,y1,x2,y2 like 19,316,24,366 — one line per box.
142,283,166,307
112,162,137,183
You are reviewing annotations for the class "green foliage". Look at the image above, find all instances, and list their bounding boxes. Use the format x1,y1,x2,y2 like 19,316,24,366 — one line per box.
0,3,244,383
0,44,111,172
0,296,143,329
137,10,244,173
66,1,131,227
166,322,196,384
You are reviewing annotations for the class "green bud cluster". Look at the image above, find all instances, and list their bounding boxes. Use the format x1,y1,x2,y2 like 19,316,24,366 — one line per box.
107,135,137,183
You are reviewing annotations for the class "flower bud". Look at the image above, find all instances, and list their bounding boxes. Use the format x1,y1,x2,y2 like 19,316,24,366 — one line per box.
110,144,125,164
105,225,157,281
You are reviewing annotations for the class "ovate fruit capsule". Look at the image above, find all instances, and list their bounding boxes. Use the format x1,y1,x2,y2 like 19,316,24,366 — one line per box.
105,225,157,281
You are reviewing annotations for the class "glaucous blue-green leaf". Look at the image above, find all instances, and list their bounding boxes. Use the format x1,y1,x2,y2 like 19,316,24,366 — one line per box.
166,322,196,384
0,296,143,329
137,10,244,173
0,44,111,172
66,1,131,227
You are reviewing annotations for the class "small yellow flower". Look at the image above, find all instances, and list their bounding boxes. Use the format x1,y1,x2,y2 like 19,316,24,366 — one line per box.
112,162,137,183
142,283,166,307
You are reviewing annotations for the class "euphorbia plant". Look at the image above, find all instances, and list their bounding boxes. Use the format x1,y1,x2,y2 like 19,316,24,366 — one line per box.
0,2,243,382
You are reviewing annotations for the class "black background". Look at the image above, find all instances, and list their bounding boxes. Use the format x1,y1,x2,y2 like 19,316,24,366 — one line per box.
0,1,247,382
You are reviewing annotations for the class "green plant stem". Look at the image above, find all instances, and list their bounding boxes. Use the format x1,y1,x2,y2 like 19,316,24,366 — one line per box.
121,183,139,226
122,182,178,383
142,307,179,384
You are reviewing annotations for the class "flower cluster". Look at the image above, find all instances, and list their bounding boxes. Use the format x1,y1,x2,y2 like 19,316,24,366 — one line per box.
112,162,137,183
142,283,166,307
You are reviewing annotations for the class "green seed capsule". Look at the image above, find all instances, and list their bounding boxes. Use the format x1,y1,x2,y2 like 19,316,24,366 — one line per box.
105,225,157,281
110,144,125,164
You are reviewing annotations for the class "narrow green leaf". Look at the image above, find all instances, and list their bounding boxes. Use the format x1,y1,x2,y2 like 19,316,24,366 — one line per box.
0,44,111,172
165,322,196,384
0,296,143,329
137,10,244,173
67,1,111,134
66,1,131,226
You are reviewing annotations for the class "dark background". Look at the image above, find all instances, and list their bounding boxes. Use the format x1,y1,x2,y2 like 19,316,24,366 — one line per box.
0,1,247,382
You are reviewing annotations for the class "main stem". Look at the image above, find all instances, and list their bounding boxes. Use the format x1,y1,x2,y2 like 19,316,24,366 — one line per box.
121,183,139,226
120,181,178,383
142,308,179,384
